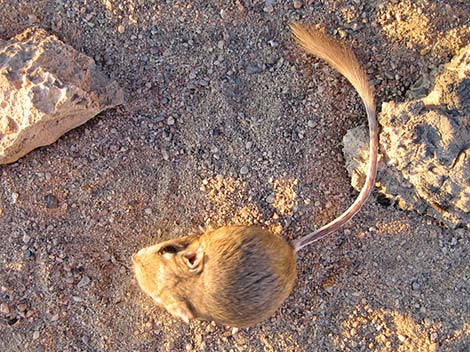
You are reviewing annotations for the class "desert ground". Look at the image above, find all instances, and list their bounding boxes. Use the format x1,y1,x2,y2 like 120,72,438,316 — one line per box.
0,0,469,351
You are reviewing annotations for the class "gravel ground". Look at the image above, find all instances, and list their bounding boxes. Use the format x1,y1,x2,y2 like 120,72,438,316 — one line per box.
1,1,469,351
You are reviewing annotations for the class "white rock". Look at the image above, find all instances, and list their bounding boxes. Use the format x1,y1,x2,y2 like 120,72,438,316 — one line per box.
0,28,124,164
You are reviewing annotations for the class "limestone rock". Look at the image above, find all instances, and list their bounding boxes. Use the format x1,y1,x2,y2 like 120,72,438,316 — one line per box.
0,28,124,164
343,45,470,229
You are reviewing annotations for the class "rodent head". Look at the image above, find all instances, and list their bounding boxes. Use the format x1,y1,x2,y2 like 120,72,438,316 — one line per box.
132,235,204,307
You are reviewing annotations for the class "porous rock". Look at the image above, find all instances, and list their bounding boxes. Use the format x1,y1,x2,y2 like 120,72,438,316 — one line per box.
343,45,470,229
0,28,124,164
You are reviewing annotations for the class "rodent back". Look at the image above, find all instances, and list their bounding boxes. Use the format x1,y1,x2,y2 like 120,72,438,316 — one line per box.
193,226,297,327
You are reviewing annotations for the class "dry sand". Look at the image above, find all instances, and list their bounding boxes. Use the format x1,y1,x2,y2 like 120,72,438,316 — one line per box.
0,1,469,351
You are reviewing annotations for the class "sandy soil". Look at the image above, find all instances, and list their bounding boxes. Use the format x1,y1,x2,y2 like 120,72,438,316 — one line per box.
1,1,469,351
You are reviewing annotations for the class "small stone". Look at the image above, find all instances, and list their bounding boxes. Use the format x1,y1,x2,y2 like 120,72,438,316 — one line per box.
18,303,27,312
33,330,40,340
266,194,275,204
144,208,152,215
411,281,420,291
77,276,91,288
155,114,165,122
293,0,303,9
246,65,262,74
0,303,10,314
240,166,249,175
263,4,274,13
11,193,19,204
167,116,175,125
24,248,35,259
117,25,125,33
161,149,169,161
22,234,31,244
307,120,316,128
44,194,59,208
0,28,123,164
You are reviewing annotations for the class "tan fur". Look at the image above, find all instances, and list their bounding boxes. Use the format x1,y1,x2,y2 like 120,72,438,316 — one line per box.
133,226,296,328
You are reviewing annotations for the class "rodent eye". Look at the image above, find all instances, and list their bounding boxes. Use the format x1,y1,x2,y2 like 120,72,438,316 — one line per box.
159,245,179,254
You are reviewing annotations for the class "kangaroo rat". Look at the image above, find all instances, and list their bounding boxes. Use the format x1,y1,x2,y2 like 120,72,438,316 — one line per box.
132,23,378,328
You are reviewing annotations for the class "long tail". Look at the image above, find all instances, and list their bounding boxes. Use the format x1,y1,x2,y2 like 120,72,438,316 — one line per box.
289,23,378,252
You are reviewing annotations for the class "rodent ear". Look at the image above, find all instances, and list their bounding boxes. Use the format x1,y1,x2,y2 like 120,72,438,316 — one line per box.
182,247,204,274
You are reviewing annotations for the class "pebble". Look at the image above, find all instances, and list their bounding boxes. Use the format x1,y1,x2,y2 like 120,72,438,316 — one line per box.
240,166,249,175
263,4,274,13
44,194,59,209
0,303,10,314
26,309,35,318
246,65,262,74
33,330,40,340
384,71,394,80
167,116,175,125
24,248,35,259
117,25,125,33
144,208,152,215
11,192,19,204
266,194,276,204
155,114,165,122
411,281,420,291
161,149,169,161
22,234,31,244
77,276,91,288
293,0,303,9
